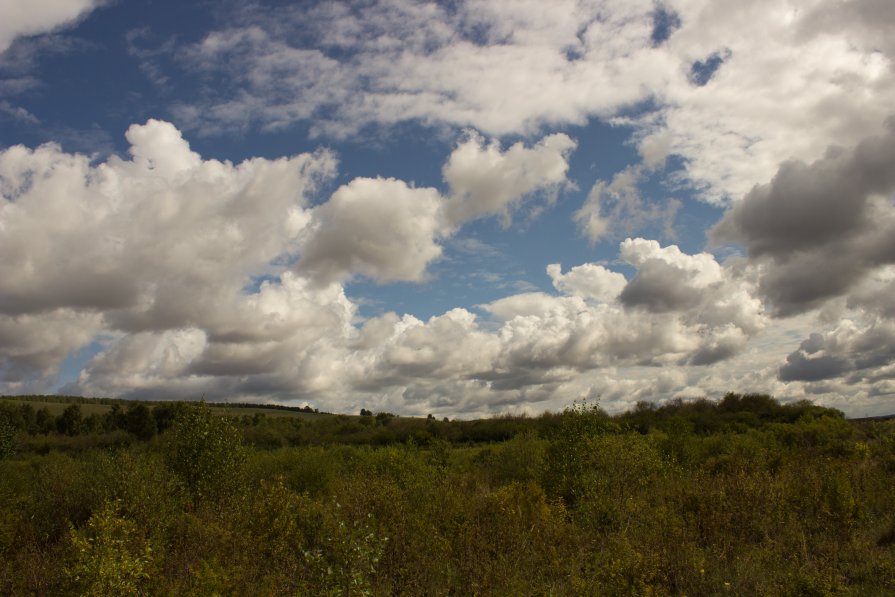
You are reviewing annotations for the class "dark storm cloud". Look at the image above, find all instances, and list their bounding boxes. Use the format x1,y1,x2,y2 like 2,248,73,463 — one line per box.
687,339,742,367
0,273,139,316
712,124,895,315
779,351,850,382
779,323,895,383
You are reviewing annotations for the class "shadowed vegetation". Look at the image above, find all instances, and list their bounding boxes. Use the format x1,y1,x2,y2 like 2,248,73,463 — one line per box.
1,394,894,595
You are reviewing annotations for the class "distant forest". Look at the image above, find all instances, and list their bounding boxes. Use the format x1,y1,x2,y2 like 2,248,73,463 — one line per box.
2,393,894,595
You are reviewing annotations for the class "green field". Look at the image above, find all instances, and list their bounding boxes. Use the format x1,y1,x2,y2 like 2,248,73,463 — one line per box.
0,396,326,419
0,397,113,417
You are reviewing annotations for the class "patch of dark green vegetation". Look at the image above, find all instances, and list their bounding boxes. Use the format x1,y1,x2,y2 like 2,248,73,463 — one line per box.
1,393,894,595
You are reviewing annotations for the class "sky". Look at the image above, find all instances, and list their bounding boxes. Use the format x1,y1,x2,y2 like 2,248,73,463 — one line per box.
1,0,894,418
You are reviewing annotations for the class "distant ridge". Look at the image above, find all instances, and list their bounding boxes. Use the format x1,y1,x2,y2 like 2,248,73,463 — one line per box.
848,413,895,422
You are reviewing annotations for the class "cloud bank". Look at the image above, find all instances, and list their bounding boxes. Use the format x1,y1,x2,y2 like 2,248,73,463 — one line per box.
0,120,789,415
2,0,895,417
157,0,895,204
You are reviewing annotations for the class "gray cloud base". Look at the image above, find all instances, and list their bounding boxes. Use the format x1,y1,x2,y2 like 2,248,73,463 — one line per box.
712,125,895,316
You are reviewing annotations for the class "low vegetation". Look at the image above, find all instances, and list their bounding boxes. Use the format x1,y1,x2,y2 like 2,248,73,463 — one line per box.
1,394,894,595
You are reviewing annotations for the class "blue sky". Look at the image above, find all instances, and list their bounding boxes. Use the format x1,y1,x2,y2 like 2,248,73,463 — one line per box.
2,0,895,417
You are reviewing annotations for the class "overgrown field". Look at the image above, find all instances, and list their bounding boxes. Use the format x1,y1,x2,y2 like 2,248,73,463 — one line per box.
1,395,894,595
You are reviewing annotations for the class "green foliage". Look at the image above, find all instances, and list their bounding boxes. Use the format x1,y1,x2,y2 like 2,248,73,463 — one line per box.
544,399,619,503
2,394,894,595
164,402,245,503
0,417,17,460
150,403,182,433
301,501,388,597
478,430,546,486
22,452,104,544
35,406,55,434
92,450,184,540
66,499,154,597
124,404,157,441
57,404,83,436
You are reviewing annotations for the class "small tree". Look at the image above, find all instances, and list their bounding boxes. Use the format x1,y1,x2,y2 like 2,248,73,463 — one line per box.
57,404,84,436
66,499,154,596
125,404,157,441
543,399,617,504
20,403,36,434
103,405,127,432
35,407,55,435
150,403,182,433
164,402,245,504
0,417,16,459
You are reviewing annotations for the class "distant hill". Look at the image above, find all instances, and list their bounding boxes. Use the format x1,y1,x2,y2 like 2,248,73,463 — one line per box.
0,395,329,419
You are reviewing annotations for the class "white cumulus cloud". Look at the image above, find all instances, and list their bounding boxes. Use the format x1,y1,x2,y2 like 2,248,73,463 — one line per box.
149,0,895,206
0,0,101,53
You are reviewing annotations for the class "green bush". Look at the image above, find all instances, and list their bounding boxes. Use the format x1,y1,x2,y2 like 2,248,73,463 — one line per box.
164,403,245,504
0,418,16,460
65,499,154,597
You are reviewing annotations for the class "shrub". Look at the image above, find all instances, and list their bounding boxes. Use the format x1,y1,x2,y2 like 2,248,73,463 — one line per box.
124,404,157,441
65,499,154,597
57,404,83,436
164,403,245,504
0,418,16,460
544,400,618,503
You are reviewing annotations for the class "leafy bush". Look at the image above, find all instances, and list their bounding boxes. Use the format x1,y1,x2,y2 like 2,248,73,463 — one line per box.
0,418,16,460
57,404,83,436
164,403,245,503
66,499,154,597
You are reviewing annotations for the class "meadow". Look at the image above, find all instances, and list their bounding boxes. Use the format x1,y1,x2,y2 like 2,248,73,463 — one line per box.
1,394,894,595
